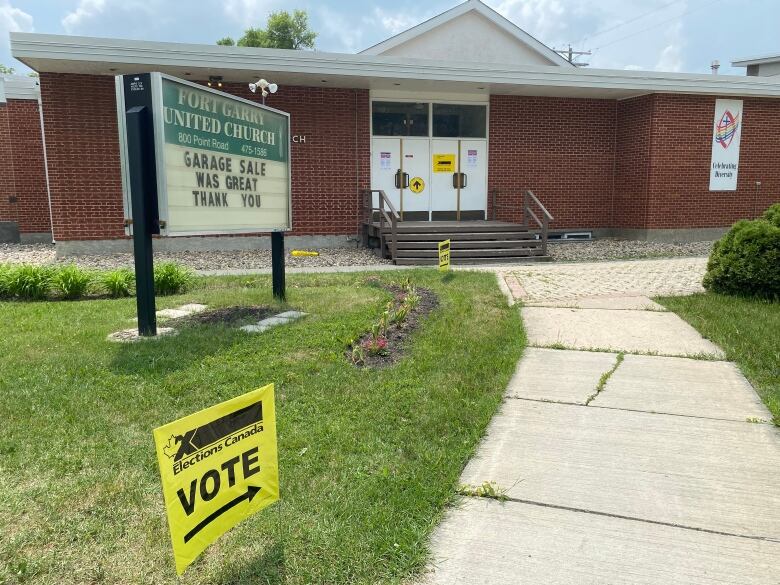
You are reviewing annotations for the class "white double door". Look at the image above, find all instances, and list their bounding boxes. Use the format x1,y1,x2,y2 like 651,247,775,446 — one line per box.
371,137,487,220
429,139,487,220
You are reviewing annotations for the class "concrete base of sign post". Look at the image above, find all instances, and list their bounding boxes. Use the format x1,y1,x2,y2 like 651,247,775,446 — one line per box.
240,311,308,333
107,326,179,343
130,303,209,323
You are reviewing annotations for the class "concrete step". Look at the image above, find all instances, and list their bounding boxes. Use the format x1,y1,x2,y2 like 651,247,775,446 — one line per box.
395,255,551,265
388,231,536,241
395,239,542,250
383,223,531,234
396,248,545,259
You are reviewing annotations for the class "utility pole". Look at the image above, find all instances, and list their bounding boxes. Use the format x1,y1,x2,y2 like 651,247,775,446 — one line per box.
554,45,591,67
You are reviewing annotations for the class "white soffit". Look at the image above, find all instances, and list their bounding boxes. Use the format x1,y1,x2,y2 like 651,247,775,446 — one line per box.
359,0,572,68
11,33,780,99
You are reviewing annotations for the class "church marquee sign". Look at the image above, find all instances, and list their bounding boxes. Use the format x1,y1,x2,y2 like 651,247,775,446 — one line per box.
117,72,291,235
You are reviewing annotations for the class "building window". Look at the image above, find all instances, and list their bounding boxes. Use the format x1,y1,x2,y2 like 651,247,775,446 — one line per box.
432,104,487,138
372,101,429,136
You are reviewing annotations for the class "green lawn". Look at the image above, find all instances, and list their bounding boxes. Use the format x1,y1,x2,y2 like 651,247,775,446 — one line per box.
0,270,524,584
657,293,780,424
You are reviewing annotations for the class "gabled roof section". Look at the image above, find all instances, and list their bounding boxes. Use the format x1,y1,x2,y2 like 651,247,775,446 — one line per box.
360,0,573,67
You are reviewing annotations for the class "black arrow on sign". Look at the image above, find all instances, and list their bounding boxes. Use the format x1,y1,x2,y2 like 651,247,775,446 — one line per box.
183,485,261,544
412,180,422,190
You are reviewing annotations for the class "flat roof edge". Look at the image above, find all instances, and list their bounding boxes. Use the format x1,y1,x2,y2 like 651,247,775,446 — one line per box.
0,75,40,100
11,32,780,98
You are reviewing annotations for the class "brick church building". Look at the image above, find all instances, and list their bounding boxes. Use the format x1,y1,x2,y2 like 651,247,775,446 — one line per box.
4,0,780,256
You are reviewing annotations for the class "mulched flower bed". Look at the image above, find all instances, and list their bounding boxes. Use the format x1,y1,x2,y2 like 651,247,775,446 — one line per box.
349,283,438,368
179,305,275,326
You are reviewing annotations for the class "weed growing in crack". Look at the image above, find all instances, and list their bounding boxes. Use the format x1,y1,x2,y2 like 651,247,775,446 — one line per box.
586,352,625,405
456,481,509,502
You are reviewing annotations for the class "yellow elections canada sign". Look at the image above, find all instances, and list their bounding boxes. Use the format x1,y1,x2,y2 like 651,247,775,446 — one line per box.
153,384,279,575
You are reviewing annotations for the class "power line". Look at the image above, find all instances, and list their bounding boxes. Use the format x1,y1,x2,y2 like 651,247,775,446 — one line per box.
578,0,680,45
591,0,725,52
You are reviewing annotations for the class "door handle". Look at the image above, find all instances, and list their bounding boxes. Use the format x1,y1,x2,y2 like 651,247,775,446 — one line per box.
452,173,459,189
403,173,410,189
461,173,467,188
452,173,467,189
394,169,402,189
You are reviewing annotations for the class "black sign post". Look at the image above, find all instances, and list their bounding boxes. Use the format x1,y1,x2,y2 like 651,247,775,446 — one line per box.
123,74,160,336
126,105,157,336
271,232,285,301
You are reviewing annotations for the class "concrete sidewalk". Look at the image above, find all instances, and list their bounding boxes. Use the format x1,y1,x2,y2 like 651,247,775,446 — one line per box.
422,262,780,584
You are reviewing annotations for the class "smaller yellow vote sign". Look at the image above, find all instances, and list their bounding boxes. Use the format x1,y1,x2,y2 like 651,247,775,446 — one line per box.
438,239,451,271
153,384,279,575
433,154,456,173
409,177,425,193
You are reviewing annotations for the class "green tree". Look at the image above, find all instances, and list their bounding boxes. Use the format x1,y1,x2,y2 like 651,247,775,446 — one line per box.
0,64,15,75
217,9,316,50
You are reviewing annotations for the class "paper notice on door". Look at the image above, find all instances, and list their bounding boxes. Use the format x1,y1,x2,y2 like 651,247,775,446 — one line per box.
380,152,391,170
466,149,478,167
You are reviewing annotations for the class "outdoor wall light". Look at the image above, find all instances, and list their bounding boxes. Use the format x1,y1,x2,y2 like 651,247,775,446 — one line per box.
249,78,278,104
208,75,223,88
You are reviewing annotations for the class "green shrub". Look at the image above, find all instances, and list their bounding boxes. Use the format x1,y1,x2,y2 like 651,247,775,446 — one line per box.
154,262,194,296
763,203,780,228
703,217,780,299
0,264,11,299
3,264,55,300
100,268,135,298
51,264,93,300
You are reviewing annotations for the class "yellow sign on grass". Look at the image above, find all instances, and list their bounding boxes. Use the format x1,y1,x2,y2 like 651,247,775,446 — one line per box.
153,384,279,575
438,239,451,271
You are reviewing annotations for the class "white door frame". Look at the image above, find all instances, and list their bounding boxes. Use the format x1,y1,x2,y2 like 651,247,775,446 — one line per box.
369,93,490,219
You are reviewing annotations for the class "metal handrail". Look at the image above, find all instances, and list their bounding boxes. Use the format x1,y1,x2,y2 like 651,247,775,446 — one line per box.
361,189,399,263
525,190,554,223
523,190,553,256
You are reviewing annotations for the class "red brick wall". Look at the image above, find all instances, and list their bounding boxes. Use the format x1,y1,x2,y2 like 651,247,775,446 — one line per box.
613,95,654,229
489,93,780,232
0,103,18,226
646,94,780,229
488,95,617,229
219,82,371,236
39,73,370,241
40,73,125,241
0,98,50,235
35,74,780,241
8,99,50,234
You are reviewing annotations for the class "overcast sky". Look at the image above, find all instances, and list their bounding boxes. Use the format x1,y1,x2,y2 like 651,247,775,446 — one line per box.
1,0,778,75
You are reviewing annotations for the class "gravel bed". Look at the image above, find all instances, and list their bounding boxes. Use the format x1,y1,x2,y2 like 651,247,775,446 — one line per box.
0,243,389,271
1,239,713,270
547,239,714,262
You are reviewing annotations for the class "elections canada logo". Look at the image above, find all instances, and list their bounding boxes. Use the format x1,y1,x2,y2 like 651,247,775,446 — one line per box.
163,400,264,474
714,110,739,149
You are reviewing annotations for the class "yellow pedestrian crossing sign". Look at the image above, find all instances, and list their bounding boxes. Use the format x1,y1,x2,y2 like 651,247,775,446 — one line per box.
153,384,279,575
410,176,425,193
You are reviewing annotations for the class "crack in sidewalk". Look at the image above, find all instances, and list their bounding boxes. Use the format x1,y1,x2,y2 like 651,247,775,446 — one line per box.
489,496,780,543
508,396,772,424
585,352,624,405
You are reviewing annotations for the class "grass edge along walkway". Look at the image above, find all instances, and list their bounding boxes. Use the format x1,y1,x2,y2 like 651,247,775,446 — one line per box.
657,292,780,425
0,269,525,584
